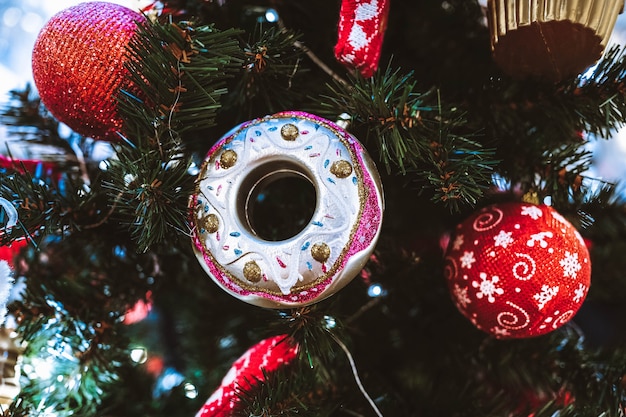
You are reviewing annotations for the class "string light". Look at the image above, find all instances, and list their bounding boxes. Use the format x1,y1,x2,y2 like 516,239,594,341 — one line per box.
130,347,148,364
184,383,198,399
367,283,387,298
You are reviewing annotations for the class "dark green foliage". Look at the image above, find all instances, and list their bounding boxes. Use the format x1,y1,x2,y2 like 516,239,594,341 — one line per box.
225,26,308,119
102,142,195,253
321,66,497,210
1,0,626,416
121,20,243,140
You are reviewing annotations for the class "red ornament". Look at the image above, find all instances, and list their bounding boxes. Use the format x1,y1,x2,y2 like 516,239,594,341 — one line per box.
444,202,591,339
196,335,298,417
0,241,27,270
334,0,390,78
32,2,145,140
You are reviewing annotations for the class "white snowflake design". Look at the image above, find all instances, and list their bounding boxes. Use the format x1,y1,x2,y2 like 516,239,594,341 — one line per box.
573,283,587,303
472,272,504,303
526,231,553,248
521,205,543,220
452,234,464,251
533,285,559,310
491,327,511,338
460,251,476,269
453,284,471,309
493,230,514,248
551,211,569,226
560,251,582,278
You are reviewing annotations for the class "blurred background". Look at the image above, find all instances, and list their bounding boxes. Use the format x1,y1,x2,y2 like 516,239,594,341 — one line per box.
1,0,626,190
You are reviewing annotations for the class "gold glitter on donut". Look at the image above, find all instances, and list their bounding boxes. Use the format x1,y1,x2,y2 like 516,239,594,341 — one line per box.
330,160,353,178
243,261,263,282
201,213,220,234
280,124,299,141
311,242,331,263
219,150,238,169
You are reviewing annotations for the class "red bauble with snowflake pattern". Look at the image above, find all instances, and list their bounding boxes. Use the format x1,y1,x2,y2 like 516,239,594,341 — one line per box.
196,335,298,417
444,202,591,339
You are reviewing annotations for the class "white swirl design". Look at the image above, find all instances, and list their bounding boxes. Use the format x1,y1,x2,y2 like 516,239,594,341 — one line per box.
497,301,530,330
472,207,504,232
512,253,536,281
552,310,574,329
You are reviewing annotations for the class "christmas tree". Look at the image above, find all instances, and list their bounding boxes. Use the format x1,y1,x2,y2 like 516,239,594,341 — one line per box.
1,0,626,416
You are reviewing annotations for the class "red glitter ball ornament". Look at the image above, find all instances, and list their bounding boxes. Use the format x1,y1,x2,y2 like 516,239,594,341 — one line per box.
32,2,145,140
444,202,591,339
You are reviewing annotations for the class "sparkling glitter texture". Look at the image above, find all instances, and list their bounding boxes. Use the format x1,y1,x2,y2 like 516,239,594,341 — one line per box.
32,2,145,141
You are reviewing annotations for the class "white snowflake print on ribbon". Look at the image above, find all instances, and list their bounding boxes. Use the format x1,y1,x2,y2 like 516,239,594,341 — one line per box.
472,272,504,303
573,283,587,303
493,230,514,248
560,251,582,278
452,234,464,251
526,231,553,248
346,0,381,51
460,251,476,269
453,284,471,309
533,285,559,310
521,205,542,220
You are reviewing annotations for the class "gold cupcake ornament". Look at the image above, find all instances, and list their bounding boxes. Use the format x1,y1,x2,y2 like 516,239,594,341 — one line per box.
487,0,623,82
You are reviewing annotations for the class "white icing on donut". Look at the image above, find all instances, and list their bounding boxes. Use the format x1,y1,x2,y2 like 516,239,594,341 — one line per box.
191,112,384,308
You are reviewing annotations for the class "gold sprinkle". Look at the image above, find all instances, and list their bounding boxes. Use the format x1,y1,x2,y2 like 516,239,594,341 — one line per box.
311,242,331,263
280,124,299,141
201,213,219,234
330,160,353,178
243,261,262,282
220,149,238,169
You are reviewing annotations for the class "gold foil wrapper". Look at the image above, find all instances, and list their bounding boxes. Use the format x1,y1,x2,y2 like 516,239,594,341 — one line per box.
488,0,623,81
0,328,22,406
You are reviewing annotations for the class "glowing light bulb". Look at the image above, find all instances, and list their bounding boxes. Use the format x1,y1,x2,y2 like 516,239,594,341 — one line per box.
130,347,148,364
184,383,198,399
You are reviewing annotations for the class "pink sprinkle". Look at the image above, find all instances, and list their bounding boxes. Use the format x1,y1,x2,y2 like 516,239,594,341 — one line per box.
324,214,335,219
263,274,268,282
216,184,222,196
276,257,287,268
336,149,341,156
223,245,230,250
215,160,220,170
216,232,220,241
309,153,320,158
301,130,309,134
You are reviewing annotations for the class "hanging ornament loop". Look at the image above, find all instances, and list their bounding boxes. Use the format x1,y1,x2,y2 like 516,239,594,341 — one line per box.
0,198,18,230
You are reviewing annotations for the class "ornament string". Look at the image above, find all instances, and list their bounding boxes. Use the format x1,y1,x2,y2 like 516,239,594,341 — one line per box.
328,331,384,417
165,58,184,149
0,197,18,230
277,19,349,87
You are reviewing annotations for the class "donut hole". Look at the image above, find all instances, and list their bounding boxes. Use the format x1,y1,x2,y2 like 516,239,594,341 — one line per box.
238,160,317,242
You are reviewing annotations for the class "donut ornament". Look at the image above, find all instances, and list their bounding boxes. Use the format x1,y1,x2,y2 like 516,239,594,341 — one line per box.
190,111,384,308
